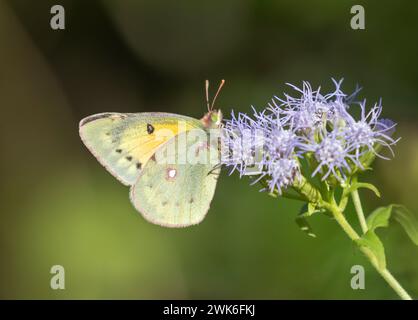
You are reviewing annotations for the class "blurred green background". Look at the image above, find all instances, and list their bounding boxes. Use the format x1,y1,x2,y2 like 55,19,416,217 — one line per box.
1,0,417,299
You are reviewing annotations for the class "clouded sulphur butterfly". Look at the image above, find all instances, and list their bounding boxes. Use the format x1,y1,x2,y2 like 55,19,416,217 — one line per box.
79,80,224,227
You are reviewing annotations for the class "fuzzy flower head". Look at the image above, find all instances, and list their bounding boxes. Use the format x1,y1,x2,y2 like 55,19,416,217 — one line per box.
266,158,300,194
272,79,354,133
221,79,398,194
342,100,398,162
305,129,355,181
221,110,266,177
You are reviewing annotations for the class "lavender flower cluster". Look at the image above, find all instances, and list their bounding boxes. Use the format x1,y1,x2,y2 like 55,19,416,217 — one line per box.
221,79,398,194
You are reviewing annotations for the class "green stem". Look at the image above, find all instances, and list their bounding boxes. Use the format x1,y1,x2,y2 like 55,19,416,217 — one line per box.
351,188,368,234
379,269,412,300
350,176,368,234
324,202,412,300
289,176,412,299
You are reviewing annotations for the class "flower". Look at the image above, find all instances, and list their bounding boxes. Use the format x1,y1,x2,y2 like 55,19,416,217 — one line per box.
341,100,399,161
267,127,299,158
221,108,301,189
221,110,266,177
303,129,356,181
220,79,398,192
376,118,397,137
271,79,354,133
266,157,300,194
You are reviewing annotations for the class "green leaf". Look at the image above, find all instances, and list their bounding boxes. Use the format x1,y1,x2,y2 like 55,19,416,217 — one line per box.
350,182,381,198
356,205,392,269
392,205,418,246
365,204,418,246
367,205,392,230
355,230,386,269
356,183,381,198
356,204,418,269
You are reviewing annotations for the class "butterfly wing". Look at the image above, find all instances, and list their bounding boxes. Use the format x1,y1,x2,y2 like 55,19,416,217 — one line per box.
130,130,220,227
79,112,202,186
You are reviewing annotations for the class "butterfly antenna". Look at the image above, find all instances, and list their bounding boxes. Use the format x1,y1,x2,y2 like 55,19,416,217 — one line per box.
207,163,223,176
205,80,210,112
211,79,225,111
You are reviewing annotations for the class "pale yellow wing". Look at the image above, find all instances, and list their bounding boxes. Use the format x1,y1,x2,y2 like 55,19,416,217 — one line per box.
79,112,202,185
129,130,220,227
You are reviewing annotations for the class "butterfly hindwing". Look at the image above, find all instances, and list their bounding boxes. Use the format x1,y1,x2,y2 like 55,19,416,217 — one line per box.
79,112,202,185
130,130,220,227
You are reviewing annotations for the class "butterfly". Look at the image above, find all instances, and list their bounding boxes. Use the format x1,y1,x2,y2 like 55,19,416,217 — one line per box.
79,80,225,227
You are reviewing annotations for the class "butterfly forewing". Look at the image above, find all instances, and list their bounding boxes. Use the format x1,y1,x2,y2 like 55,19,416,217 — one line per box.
79,112,202,185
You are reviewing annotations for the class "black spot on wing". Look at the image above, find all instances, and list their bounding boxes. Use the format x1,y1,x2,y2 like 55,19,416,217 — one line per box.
136,162,142,169
147,123,155,134
116,149,122,153
126,156,132,161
